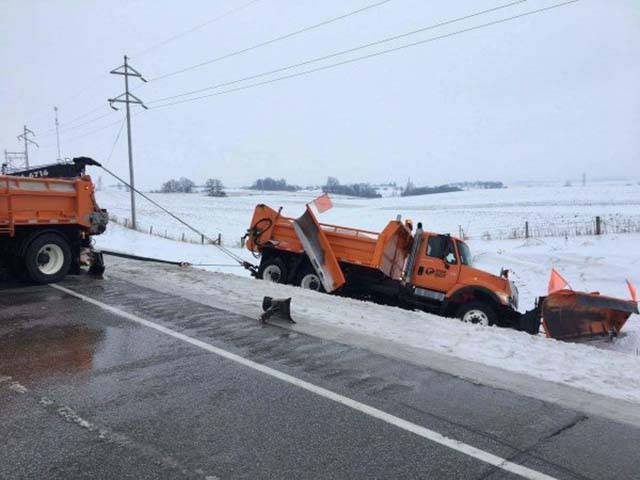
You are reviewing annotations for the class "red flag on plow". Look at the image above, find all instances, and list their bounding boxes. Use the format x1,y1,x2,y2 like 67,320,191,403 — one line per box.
311,193,333,213
547,268,569,294
627,279,638,302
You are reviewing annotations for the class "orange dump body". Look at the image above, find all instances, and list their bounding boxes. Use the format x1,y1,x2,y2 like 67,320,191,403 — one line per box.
0,174,99,237
247,204,413,284
541,289,638,340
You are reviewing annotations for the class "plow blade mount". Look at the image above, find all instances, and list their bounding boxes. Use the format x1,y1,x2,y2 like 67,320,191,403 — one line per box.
260,296,295,324
292,206,346,293
542,290,638,340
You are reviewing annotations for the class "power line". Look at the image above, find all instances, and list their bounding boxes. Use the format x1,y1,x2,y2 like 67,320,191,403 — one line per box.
147,0,527,106
24,0,262,130
150,1,579,111
104,118,127,164
147,0,394,83
63,118,125,144
39,111,116,139
131,0,263,58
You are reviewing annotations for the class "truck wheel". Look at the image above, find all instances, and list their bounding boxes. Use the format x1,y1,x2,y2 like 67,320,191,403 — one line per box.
297,270,324,292
24,233,72,284
455,302,496,326
258,257,287,284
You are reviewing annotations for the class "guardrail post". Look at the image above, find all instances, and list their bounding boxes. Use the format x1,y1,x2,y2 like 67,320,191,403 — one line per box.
596,216,601,235
201,234,204,244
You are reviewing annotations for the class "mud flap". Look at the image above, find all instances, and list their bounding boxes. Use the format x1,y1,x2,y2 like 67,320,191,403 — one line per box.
88,250,105,278
292,206,346,293
541,290,638,340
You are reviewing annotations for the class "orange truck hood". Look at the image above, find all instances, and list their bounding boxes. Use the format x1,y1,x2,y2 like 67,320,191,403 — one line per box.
456,265,514,305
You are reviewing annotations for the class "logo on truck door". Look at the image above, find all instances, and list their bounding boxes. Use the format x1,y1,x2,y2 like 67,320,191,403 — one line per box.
418,266,446,278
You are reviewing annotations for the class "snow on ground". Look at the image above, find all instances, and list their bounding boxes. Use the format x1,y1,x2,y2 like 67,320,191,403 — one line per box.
106,255,640,406
92,183,640,400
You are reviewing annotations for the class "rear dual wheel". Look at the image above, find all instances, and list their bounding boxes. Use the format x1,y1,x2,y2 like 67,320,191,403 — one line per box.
297,270,323,292
258,257,287,284
24,233,72,284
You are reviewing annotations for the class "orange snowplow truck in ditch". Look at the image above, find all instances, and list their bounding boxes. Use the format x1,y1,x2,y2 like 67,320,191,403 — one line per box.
246,204,523,329
0,158,107,283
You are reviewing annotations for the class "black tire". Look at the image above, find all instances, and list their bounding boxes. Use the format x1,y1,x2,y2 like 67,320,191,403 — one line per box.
258,257,288,284
24,233,72,284
296,268,324,292
455,301,497,326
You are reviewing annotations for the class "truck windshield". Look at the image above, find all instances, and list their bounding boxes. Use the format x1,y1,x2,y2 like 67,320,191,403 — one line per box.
457,241,472,266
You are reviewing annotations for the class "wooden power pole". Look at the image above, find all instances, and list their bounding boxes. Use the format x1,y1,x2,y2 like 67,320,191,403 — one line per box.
108,55,148,230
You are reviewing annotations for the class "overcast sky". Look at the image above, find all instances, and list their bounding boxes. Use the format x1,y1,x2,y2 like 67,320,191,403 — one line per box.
1,0,639,188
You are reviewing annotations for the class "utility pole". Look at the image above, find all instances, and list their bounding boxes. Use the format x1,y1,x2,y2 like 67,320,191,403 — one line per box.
54,106,62,162
108,55,148,230
17,125,38,168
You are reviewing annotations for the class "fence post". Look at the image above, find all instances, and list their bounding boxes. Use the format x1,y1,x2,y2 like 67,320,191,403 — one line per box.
217,233,221,245
596,216,601,235
525,221,529,239
149,226,153,235
201,234,205,244
181,232,185,242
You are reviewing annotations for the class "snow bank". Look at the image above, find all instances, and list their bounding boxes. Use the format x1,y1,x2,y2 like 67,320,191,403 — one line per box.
106,254,640,406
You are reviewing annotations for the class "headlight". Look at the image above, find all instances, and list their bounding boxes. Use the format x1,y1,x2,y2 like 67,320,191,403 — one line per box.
496,292,510,305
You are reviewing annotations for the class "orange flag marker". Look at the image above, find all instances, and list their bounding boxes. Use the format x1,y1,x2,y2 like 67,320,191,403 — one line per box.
626,279,638,302
548,268,569,294
312,193,333,213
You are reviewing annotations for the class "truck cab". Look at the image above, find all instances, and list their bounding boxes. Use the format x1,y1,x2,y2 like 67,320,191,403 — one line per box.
407,231,518,325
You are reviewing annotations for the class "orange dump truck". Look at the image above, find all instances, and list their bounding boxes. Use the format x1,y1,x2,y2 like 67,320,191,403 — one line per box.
0,159,107,283
246,204,522,329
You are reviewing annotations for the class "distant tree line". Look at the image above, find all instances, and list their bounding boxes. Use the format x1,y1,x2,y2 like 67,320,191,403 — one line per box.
322,177,381,198
248,177,299,192
401,179,504,197
401,184,462,197
159,177,196,193
447,181,505,190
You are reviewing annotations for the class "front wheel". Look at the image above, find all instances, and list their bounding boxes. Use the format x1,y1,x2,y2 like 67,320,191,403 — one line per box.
24,233,72,284
455,302,497,327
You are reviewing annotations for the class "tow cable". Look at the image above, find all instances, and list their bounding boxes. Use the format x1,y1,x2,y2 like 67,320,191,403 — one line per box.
83,157,258,274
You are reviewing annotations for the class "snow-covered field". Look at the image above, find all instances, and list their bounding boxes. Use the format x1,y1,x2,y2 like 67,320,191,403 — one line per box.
97,182,640,247
94,183,640,363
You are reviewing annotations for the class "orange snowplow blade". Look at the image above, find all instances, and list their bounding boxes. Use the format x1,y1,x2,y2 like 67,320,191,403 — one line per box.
293,206,346,292
541,290,638,340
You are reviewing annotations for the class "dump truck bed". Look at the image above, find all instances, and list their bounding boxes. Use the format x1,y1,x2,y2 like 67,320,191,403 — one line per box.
247,204,413,281
0,174,98,237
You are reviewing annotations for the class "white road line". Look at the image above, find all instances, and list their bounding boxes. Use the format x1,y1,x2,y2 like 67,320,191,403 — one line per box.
51,283,558,480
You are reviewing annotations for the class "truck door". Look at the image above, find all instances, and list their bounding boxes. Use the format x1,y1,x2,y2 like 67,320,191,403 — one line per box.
412,234,461,293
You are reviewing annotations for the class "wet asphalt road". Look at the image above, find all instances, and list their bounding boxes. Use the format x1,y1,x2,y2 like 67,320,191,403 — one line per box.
1,275,640,480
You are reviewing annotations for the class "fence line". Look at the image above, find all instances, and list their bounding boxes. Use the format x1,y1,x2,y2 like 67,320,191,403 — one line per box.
109,213,640,247
109,214,223,246
461,215,640,241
